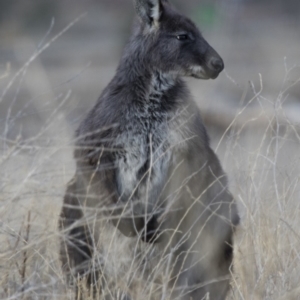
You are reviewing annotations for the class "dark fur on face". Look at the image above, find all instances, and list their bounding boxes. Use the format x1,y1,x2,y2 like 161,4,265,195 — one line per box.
127,0,224,80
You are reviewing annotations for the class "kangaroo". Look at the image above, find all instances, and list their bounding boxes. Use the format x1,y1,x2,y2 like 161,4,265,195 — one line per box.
59,0,239,299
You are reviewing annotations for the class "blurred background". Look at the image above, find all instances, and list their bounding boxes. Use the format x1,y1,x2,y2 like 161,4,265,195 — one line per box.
1,0,300,141
1,1,300,298
1,0,300,218
1,0,300,225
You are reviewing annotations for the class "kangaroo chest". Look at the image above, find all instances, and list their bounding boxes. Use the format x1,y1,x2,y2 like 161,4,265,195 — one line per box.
115,74,178,206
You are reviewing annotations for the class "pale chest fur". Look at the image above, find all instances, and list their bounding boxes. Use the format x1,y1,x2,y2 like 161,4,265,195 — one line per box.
114,73,187,210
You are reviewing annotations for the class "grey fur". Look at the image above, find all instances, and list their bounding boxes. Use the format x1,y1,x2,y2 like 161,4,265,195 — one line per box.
59,0,239,299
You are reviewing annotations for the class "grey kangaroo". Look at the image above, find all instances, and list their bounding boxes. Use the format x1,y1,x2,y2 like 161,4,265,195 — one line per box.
59,0,239,299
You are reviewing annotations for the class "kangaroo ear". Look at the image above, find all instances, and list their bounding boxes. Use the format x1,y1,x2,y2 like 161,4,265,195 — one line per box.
134,0,163,27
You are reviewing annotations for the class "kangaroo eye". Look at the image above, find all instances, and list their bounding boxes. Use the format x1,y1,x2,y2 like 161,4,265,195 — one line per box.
176,34,189,41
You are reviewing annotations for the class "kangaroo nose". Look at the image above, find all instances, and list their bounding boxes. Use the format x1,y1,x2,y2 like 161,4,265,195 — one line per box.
209,57,224,73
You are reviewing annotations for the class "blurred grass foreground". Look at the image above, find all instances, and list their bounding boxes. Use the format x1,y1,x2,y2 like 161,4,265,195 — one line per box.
0,0,300,299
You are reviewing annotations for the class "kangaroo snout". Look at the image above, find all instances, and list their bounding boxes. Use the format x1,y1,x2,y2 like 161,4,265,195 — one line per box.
190,44,224,80
204,49,224,79
208,56,224,75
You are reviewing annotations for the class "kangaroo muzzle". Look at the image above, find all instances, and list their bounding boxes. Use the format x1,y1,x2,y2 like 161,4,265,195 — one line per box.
191,41,224,80
205,55,224,79
203,46,224,79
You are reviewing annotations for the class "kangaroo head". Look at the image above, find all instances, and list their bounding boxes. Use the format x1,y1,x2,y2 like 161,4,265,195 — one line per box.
133,0,224,79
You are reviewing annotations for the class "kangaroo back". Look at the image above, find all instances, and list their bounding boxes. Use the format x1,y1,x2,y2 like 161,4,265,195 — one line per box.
59,1,239,299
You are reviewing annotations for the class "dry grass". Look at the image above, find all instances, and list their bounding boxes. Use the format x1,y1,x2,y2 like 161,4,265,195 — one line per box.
1,19,300,300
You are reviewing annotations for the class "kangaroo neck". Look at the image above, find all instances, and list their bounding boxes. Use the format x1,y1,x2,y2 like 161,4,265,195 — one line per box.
114,44,178,103
148,71,176,102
